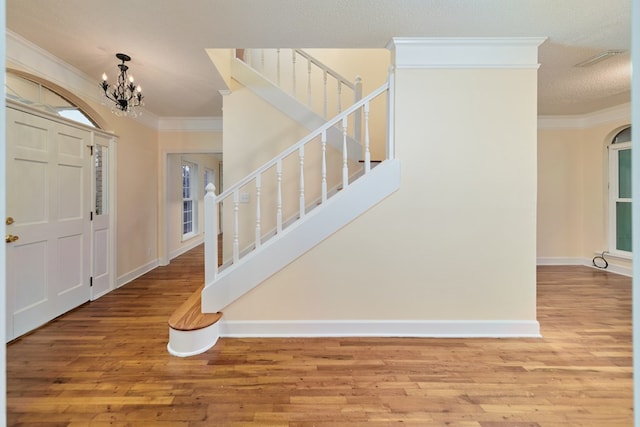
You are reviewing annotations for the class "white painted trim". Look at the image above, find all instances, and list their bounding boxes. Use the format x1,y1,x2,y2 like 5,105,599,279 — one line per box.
220,319,541,338
536,257,586,266
588,263,632,277
117,259,159,288
387,37,545,69
169,236,204,261
538,103,631,130
158,117,223,132
7,31,95,100
537,257,632,277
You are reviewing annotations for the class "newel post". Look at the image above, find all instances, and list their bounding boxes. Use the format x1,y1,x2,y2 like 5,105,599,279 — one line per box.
204,183,217,284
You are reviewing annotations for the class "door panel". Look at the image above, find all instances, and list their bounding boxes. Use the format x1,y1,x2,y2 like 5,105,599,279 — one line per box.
6,107,91,341
14,241,47,311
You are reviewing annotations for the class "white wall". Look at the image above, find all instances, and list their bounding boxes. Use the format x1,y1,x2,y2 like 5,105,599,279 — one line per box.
537,109,631,273
221,39,541,336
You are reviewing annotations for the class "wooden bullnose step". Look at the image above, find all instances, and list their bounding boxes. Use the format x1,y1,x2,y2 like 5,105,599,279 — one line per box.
168,286,222,332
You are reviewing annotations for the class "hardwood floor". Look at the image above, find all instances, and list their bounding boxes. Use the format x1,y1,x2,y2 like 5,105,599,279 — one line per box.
7,247,632,426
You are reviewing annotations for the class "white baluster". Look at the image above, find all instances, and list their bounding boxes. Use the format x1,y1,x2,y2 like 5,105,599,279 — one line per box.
260,49,265,72
321,131,327,203
255,174,261,248
299,146,305,218
323,70,328,119
364,101,371,173
233,190,240,263
337,81,342,113
204,183,217,283
276,48,281,87
307,59,312,108
276,160,283,233
342,117,348,189
354,76,362,143
292,50,297,98
245,49,251,66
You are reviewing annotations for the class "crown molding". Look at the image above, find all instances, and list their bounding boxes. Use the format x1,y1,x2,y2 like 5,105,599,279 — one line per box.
387,37,546,69
538,103,631,130
158,117,223,132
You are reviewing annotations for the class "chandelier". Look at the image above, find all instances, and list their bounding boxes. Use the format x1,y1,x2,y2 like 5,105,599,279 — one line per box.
100,53,144,117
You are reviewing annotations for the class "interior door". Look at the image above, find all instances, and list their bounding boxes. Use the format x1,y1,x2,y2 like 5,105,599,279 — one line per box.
6,107,91,340
91,135,111,299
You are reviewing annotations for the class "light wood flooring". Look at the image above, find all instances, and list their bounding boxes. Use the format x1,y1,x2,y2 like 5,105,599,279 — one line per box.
7,246,632,426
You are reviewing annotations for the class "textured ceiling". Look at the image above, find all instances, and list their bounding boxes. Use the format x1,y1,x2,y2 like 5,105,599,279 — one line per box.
6,0,631,117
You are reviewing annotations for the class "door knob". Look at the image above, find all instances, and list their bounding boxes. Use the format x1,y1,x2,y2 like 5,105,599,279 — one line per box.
5,235,19,243
6,217,14,225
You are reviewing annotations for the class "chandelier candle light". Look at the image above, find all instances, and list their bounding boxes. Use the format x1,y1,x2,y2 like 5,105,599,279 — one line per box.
101,53,144,117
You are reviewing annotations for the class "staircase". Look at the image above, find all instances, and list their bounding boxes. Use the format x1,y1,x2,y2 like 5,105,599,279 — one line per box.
233,49,363,160
167,49,399,357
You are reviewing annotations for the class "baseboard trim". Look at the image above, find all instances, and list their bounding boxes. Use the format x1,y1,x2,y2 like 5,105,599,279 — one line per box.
117,259,159,288
587,263,632,277
537,257,632,277
220,319,541,338
536,257,586,266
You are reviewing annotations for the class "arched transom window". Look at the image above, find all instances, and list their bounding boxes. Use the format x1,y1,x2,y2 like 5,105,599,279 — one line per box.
5,71,97,128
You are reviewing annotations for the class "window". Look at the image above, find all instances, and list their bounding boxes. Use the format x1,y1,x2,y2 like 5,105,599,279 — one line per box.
5,72,98,127
609,127,632,254
95,145,108,215
182,161,198,239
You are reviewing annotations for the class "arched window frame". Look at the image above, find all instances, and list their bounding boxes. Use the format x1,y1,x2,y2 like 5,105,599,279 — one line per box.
608,126,632,256
5,71,100,128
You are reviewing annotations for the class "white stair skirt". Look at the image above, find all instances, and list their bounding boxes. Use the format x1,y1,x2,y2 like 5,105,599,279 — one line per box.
202,159,401,313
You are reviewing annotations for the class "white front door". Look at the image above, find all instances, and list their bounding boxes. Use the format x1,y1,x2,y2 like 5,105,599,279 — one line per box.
6,107,91,340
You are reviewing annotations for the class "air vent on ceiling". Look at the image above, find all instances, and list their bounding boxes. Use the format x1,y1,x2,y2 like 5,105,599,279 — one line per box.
574,50,626,67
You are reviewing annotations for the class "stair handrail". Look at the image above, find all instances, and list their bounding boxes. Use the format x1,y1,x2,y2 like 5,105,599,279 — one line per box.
216,81,387,202
238,48,363,124
205,68,395,285
294,49,356,91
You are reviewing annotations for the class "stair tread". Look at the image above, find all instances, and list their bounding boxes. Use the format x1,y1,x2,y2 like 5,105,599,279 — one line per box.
168,286,222,331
